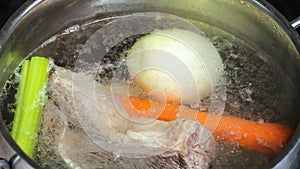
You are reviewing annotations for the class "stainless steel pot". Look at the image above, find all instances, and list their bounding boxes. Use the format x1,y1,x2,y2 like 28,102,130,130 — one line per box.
0,0,300,168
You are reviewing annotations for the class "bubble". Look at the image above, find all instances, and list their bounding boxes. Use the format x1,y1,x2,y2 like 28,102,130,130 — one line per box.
72,12,226,158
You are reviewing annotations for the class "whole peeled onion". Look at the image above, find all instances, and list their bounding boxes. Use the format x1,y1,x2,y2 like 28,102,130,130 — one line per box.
126,29,223,104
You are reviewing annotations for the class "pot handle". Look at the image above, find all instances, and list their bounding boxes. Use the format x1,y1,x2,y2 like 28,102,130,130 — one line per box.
291,16,300,30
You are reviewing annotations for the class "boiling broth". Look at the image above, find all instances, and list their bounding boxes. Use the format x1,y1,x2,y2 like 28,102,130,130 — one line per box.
0,13,299,169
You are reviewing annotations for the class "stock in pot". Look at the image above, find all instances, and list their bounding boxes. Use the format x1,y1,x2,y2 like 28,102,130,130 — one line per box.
0,0,300,168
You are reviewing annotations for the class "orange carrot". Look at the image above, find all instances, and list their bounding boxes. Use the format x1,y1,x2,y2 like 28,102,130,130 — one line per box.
120,97,294,156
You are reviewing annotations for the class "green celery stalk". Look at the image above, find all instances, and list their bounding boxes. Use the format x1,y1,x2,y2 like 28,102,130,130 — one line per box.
11,60,30,139
13,56,50,157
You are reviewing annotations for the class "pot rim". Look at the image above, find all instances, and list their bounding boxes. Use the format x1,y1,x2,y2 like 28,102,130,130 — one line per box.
0,0,299,168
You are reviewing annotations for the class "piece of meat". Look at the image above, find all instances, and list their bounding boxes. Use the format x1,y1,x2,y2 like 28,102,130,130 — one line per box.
37,66,216,169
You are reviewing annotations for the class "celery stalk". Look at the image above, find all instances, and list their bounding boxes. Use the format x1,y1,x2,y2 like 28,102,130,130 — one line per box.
13,56,50,157
11,60,30,139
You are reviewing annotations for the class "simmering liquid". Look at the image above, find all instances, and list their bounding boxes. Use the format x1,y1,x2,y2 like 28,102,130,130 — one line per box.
0,13,299,169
